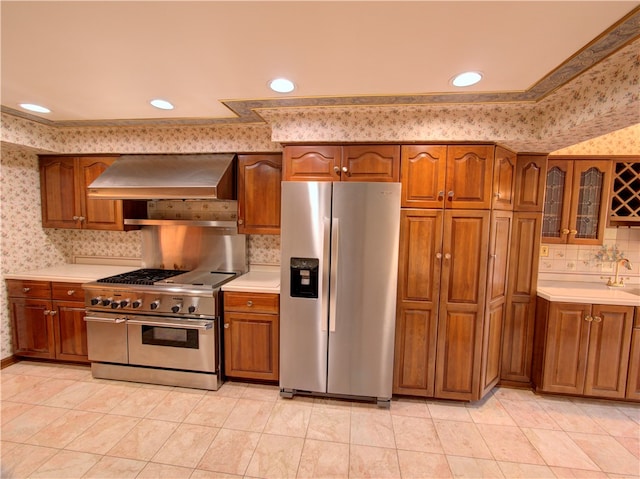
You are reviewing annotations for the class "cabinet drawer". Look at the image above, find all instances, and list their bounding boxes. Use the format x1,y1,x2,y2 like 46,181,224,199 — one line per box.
224,292,279,313
52,282,85,301
6,280,51,299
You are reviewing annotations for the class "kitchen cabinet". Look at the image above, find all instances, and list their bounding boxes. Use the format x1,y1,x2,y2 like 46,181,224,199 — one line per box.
223,292,279,381
7,279,88,362
534,299,634,399
492,147,516,210
237,154,282,234
542,158,613,245
39,155,144,230
626,307,640,400
400,144,496,209
283,145,400,182
609,159,640,226
500,153,546,386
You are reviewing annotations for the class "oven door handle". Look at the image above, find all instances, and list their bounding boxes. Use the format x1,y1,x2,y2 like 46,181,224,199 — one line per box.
84,315,126,324
126,318,214,330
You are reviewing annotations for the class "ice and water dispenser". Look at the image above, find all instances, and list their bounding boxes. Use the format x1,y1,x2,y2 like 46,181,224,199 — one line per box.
290,258,319,298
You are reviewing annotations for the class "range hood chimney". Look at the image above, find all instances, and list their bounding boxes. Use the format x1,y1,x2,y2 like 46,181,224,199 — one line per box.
87,154,236,200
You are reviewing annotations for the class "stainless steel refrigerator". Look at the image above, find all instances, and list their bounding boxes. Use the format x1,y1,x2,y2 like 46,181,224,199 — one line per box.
279,181,401,406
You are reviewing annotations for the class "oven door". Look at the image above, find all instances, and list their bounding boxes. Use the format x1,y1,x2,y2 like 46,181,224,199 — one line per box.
85,314,129,363
126,315,218,373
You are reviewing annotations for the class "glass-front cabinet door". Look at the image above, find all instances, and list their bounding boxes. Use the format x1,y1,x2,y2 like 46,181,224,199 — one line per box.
542,159,612,245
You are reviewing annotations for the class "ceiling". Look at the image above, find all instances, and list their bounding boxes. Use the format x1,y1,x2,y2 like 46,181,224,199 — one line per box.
2,1,639,126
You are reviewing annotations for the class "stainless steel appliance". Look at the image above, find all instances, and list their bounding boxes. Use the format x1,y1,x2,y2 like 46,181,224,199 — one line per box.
279,181,401,407
83,228,247,390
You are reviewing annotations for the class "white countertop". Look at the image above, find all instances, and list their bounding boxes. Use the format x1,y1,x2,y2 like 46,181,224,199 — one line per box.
223,267,280,294
4,264,141,283
537,281,640,306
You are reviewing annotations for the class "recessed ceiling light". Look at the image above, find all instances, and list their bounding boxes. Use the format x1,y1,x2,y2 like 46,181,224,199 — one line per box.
150,99,174,110
20,103,51,113
452,71,483,87
269,78,295,93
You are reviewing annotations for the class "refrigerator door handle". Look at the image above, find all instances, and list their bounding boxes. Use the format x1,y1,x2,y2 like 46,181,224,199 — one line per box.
321,217,331,332
329,217,339,332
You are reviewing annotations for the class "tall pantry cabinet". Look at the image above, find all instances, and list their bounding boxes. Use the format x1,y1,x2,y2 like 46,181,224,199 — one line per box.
393,144,516,401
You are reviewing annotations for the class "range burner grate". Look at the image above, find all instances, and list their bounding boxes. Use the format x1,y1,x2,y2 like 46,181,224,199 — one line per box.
96,268,189,285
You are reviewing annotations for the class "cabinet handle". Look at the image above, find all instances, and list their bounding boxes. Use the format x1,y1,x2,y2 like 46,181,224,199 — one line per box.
43,310,51,316
333,166,340,174
73,215,79,221
562,228,570,235
23,287,30,293
490,253,497,259
67,290,75,295
444,253,451,260
435,253,442,259
224,323,229,329
593,316,602,322
447,191,454,200
438,191,444,200
570,229,577,235
238,219,244,225
585,315,593,322
494,193,500,198
49,310,57,316
78,216,86,222
247,300,253,307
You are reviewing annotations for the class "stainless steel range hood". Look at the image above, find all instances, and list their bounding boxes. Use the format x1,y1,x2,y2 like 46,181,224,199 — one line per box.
87,154,236,200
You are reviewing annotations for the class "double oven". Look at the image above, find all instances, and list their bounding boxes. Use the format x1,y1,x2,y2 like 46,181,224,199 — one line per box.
83,227,247,390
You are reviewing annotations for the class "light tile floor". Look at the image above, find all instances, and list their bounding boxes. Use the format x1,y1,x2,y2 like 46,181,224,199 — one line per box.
1,361,638,479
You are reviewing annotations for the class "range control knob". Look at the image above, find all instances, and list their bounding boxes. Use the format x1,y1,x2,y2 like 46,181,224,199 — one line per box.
150,300,160,310
90,296,102,306
188,305,197,314
171,304,182,314
131,299,142,309
119,299,130,308
110,301,119,309
102,298,112,307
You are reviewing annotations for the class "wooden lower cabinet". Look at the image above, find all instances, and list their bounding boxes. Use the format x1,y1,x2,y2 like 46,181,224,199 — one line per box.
223,292,279,381
534,299,634,399
626,307,640,400
7,280,88,362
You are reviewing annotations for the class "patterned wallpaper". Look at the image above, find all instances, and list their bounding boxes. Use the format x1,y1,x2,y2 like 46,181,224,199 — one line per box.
552,123,640,155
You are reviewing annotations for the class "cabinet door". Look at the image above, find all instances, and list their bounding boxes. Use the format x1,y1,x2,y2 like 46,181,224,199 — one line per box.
492,147,516,210
224,311,279,381
400,145,447,208
78,157,124,230
627,309,640,400
54,300,89,362
584,304,633,398
502,212,542,384
237,154,282,234
567,160,612,245
542,159,572,243
541,302,591,395
39,156,81,229
514,154,547,212
10,298,55,359
283,145,341,181
341,145,400,182
435,210,490,400
610,160,640,225
393,209,443,396
445,146,494,209
481,211,512,395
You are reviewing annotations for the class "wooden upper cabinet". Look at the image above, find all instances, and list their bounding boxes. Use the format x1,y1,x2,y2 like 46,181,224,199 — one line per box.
283,145,341,181
401,145,496,209
283,145,399,182
446,145,495,209
492,147,516,210
237,154,282,235
514,154,547,212
341,145,400,182
40,155,139,231
542,158,612,244
400,145,447,208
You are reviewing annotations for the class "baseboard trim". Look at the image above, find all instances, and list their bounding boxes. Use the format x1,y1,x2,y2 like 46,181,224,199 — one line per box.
1,355,19,369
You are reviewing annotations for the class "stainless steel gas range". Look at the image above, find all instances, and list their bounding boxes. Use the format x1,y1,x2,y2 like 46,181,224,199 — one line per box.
83,226,247,390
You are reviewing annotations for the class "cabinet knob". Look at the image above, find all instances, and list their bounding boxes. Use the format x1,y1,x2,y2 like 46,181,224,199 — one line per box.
43,310,50,316
78,216,86,222
23,287,30,293
561,228,570,235
342,166,349,174
435,253,442,259
333,166,340,174
247,300,253,307
570,229,577,235
224,323,230,329
67,290,75,295
238,219,244,225
49,310,57,316
593,316,602,322
438,191,444,200
494,193,500,198
447,191,454,200
585,315,593,322
444,253,451,260
73,215,79,221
